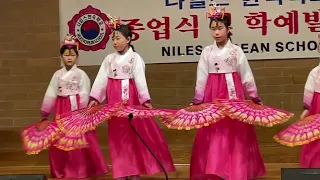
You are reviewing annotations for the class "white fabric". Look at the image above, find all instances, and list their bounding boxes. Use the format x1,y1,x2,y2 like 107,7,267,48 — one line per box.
194,41,259,102
303,64,319,107
121,79,129,101
69,95,78,111
41,65,90,113
225,73,237,99
90,47,151,104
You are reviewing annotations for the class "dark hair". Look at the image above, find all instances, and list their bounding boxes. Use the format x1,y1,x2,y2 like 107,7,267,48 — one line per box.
209,14,232,40
60,45,79,56
115,24,135,52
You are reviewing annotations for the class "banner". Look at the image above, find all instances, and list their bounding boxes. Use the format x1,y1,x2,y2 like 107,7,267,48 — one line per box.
59,0,320,66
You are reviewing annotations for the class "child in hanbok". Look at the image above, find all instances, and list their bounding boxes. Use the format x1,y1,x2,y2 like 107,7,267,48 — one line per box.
88,23,175,179
41,34,108,178
299,32,320,168
190,6,266,180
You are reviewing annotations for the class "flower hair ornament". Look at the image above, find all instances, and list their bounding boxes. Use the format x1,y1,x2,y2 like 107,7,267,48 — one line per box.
206,3,226,20
105,14,121,36
61,34,79,51
206,4,232,36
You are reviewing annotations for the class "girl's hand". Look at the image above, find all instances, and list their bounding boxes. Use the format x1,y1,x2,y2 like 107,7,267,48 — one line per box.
40,117,48,122
192,99,203,105
143,102,153,109
251,97,262,105
37,119,50,131
256,102,263,105
88,100,98,108
300,109,309,120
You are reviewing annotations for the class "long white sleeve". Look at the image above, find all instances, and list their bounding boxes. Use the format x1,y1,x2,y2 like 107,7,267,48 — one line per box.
237,48,259,100
90,57,109,103
133,54,151,104
79,71,91,108
193,49,208,103
40,72,58,117
303,68,317,110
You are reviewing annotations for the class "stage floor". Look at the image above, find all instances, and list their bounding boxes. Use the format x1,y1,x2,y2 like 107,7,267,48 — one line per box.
0,162,299,179
0,128,299,179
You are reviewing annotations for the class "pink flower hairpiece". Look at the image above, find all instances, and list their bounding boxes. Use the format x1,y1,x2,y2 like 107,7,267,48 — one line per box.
206,4,226,20
61,34,79,50
105,14,121,33
206,4,233,36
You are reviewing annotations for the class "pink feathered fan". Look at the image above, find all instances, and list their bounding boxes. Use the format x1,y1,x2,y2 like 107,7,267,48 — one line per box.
21,119,89,154
53,133,88,151
161,102,225,130
113,104,175,119
56,103,122,135
217,99,294,127
21,119,63,155
274,114,320,147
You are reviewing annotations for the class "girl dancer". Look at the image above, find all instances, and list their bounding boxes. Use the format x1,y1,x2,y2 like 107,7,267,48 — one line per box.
299,32,320,167
40,34,108,178
190,6,266,180
88,21,175,179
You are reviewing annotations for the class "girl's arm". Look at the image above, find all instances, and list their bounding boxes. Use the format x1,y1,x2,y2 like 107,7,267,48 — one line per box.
40,72,58,119
237,48,261,103
90,57,109,103
303,68,316,110
133,54,151,104
193,49,208,104
79,71,91,108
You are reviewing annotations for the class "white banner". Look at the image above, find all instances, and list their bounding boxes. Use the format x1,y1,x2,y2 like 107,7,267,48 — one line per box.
59,0,320,66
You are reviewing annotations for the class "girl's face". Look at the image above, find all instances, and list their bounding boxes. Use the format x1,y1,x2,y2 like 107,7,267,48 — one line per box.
61,49,77,67
210,21,229,43
112,31,130,52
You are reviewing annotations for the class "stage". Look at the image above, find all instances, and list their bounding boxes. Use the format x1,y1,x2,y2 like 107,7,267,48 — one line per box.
0,126,299,179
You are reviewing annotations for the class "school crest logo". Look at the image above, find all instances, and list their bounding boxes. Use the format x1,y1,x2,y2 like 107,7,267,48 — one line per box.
68,5,112,51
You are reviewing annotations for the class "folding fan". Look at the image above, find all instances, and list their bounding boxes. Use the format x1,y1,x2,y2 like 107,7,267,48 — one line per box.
274,114,320,147
56,102,122,135
217,99,294,127
21,119,62,155
161,102,225,130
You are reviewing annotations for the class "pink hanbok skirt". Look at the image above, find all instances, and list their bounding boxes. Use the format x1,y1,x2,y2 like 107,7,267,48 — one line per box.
49,95,108,179
190,73,266,180
106,78,176,178
300,92,320,167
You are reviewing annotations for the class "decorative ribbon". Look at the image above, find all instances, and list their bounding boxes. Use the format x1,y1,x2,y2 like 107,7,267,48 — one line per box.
225,73,237,99
121,79,129,101
69,95,78,111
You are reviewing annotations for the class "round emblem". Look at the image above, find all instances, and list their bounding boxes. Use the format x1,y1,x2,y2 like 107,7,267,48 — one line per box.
68,5,112,51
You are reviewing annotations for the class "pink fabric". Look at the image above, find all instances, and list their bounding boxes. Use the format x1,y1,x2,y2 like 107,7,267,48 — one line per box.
41,97,56,114
190,73,266,180
300,92,320,167
303,92,314,109
106,78,175,178
49,95,108,179
40,111,50,118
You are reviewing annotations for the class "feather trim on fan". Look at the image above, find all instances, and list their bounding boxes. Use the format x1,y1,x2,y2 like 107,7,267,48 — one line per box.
56,102,123,135
217,99,294,127
161,102,225,130
53,133,88,151
21,120,63,155
113,105,175,119
274,114,320,147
